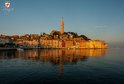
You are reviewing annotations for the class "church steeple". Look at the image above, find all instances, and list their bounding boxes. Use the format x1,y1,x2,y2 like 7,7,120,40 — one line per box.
60,17,64,34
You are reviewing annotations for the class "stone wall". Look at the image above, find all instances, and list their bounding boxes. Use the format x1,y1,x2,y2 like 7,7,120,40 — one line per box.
16,39,108,49
79,40,107,49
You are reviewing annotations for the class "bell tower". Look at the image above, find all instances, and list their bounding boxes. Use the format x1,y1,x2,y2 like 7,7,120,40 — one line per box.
60,17,64,34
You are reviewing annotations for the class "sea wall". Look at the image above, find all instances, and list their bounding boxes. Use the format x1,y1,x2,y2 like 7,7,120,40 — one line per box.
79,40,108,49
15,39,107,49
40,40,108,49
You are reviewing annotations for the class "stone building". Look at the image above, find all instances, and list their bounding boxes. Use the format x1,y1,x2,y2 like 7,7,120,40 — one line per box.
50,17,65,36
60,17,64,34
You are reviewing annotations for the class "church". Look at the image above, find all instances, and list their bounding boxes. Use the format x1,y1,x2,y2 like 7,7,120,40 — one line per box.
50,18,64,35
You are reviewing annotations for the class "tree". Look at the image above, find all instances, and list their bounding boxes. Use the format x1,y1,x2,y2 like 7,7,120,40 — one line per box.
53,31,60,35
43,32,46,35
63,32,68,35
79,35,90,40
67,32,78,38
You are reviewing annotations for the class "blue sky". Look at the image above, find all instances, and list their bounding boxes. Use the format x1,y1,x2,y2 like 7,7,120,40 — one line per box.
0,0,124,44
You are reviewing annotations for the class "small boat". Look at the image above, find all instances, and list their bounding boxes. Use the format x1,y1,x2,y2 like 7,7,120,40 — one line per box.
17,48,24,51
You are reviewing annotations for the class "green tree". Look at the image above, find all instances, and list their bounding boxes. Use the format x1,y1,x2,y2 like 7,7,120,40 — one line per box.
79,35,90,40
43,32,46,35
53,31,60,35
67,32,78,38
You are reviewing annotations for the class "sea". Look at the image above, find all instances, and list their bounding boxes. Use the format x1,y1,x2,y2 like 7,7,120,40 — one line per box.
0,48,124,84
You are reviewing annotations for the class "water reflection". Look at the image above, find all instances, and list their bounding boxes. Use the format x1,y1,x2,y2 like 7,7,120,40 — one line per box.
0,49,107,79
0,49,106,63
0,51,17,59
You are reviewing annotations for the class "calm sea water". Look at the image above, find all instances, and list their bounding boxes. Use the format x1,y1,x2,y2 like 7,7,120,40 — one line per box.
0,48,124,84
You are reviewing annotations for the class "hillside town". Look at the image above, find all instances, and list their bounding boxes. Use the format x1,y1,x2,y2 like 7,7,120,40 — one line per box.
0,18,108,49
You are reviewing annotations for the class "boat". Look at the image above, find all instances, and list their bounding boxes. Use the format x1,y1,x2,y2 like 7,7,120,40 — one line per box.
17,48,24,51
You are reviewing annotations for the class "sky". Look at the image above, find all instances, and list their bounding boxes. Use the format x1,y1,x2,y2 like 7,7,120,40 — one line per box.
0,0,124,45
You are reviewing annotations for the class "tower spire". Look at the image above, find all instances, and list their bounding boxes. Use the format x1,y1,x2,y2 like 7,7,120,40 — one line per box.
60,17,64,34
